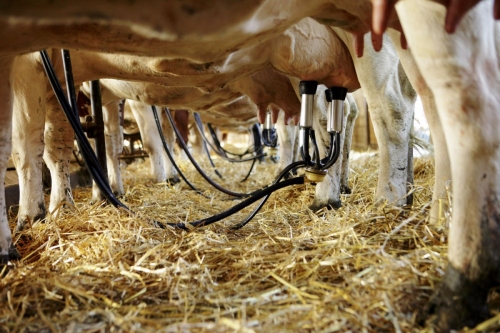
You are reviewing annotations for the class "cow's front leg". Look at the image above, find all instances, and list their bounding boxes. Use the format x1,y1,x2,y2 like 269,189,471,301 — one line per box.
310,90,350,211
397,0,500,330
44,100,75,213
11,53,47,231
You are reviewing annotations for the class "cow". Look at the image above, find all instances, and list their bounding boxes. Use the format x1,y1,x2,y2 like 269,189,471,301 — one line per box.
368,0,500,330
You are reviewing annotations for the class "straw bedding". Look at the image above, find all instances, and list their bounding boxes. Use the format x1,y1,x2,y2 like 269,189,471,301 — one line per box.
1,152,498,332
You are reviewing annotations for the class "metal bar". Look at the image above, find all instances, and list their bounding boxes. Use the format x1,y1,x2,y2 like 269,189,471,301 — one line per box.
90,80,108,180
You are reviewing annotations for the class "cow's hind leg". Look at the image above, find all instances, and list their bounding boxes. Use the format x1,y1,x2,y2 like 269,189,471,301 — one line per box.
275,110,296,175
310,90,350,211
397,0,500,330
388,29,452,222
11,53,47,231
340,94,358,195
0,56,20,263
44,99,75,214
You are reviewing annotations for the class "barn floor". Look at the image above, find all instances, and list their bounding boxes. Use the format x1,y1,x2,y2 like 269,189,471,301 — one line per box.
1,153,498,332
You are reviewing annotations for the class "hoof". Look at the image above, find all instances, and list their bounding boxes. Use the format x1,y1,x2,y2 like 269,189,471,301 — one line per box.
421,264,491,332
167,176,180,185
9,245,21,261
0,245,20,273
90,192,107,205
309,199,341,212
406,192,414,206
112,190,124,198
15,207,46,232
340,185,352,195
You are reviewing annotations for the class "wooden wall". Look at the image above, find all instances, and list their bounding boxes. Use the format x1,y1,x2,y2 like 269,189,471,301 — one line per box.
351,89,378,151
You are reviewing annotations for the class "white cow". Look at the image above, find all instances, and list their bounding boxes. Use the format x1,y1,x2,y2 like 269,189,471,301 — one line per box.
370,0,500,330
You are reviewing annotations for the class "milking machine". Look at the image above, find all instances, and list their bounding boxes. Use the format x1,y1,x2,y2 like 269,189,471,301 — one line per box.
298,81,345,182
261,110,278,148
232,82,346,229
261,110,279,163
40,49,345,230
192,113,265,163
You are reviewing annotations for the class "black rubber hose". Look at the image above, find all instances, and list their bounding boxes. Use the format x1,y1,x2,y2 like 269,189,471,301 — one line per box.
194,114,265,162
168,176,305,230
207,122,227,158
309,129,322,170
164,107,260,198
194,113,261,158
232,160,306,230
233,133,340,230
300,127,311,166
40,50,128,210
151,106,208,197
322,132,335,165
320,132,341,170
207,123,264,160
192,113,223,179
240,158,257,183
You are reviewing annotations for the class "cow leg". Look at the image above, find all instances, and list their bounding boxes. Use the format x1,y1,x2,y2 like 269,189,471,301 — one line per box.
333,29,416,206
397,0,500,330
190,123,205,157
44,100,74,213
160,109,179,183
388,29,452,222
275,111,295,172
129,101,167,182
340,94,359,195
128,101,178,183
104,101,125,196
0,56,19,263
11,53,47,231
90,101,124,202
310,89,350,211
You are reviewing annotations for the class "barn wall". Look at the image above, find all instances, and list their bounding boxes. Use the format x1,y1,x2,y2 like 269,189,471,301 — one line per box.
351,89,378,151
